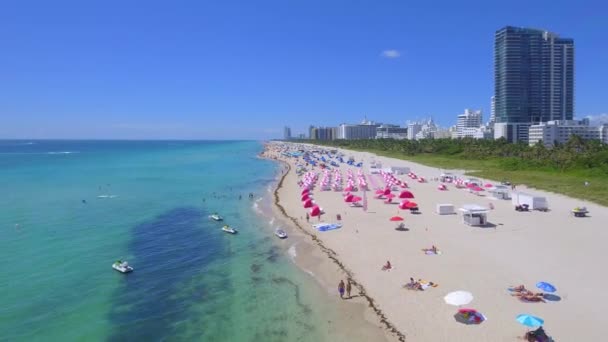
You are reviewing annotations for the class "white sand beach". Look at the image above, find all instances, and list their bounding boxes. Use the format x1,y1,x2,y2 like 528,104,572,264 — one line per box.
262,141,607,341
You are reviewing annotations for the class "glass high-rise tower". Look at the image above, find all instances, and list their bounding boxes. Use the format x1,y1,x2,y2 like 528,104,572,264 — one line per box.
494,26,574,141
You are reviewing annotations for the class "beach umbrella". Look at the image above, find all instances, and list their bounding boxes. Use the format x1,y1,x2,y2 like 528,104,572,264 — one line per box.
444,291,473,306
455,308,487,325
344,194,354,202
516,314,544,328
484,183,493,188
389,216,404,221
438,184,447,190
404,202,418,209
301,189,309,195
383,188,391,195
399,191,414,199
536,282,557,293
385,193,395,199
351,196,362,202
303,199,313,208
471,186,484,192
375,189,384,195
301,194,310,201
310,206,321,217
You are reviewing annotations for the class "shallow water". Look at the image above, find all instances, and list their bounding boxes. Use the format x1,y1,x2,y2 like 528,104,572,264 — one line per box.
0,140,373,341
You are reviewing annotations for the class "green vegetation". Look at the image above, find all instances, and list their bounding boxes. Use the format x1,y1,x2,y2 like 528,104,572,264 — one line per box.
310,137,608,206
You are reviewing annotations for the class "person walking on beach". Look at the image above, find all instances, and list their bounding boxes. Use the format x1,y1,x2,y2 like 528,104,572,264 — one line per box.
306,213,309,222
346,281,352,298
338,280,345,299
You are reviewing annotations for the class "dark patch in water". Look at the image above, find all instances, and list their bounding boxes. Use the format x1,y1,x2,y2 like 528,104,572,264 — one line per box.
250,263,262,273
266,245,281,263
251,276,264,284
107,206,226,341
271,277,312,315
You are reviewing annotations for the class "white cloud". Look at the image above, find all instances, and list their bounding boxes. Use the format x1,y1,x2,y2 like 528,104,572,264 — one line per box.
381,49,401,59
584,113,608,124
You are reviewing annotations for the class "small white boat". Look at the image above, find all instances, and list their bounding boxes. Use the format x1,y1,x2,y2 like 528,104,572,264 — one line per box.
274,228,288,239
209,214,223,221
112,260,133,273
222,225,237,234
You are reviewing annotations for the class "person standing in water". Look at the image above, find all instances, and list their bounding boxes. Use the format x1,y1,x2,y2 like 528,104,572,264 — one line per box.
338,280,345,299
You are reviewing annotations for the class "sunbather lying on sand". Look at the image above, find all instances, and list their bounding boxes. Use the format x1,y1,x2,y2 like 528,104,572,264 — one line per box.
519,294,546,303
422,245,439,254
509,284,527,292
511,291,543,297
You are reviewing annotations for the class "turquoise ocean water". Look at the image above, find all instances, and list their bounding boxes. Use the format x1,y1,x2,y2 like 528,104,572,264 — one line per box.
0,140,357,341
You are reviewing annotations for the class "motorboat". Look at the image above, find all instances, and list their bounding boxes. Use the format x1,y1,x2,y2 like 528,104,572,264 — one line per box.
274,228,288,239
209,213,223,221
112,260,133,273
222,225,237,234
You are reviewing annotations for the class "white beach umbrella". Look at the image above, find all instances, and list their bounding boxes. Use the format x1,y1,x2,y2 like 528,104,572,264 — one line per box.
444,291,474,306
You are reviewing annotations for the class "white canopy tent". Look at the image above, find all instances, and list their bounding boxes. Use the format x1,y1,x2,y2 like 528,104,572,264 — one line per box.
459,204,489,226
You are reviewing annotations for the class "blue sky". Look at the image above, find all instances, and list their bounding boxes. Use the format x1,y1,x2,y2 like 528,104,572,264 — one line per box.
0,0,606,139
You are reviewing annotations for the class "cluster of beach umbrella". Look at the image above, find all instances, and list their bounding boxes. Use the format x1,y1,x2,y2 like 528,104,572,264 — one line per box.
301,188,322,217
344,170,357,192
320,170,333,191
300,171,318,190
356,170,368,190
406,172,425,182
332,170,343,191
379,171,408,189
443,281,556,331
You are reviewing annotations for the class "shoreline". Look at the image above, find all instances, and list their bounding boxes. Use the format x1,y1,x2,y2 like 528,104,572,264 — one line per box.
261,141,608,341
261,149,406,342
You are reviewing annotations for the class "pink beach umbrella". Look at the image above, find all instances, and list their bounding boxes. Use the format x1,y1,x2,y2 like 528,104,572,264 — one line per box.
344,194,354,202
301,194,310,201
404,202,419,209
375,189,384,195
310,206,321,217
351,196,362,202
303,199,313,208
398,201,410,209
484,183,493,188
399,191,414,199
471,186,484,192
301,189,309,195
383,188,391,196
385,193,395,199
438,184,447,191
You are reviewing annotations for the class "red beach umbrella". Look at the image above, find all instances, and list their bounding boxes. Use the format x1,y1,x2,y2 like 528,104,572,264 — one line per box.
375,189,384,195
385,193,395,199
472,186,484,192
301,189,309,195
351,196,362,202
399,191,414,199
310,206,321,217
405,202,418,209
390,216,404,221
301,194,310,201
344,194,354,202
383,188,391,195
303,199,313,208
484,183,493,188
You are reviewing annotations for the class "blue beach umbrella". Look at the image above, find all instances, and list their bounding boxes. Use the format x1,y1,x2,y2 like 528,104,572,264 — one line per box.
516,314,544,328
536,282,556,293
